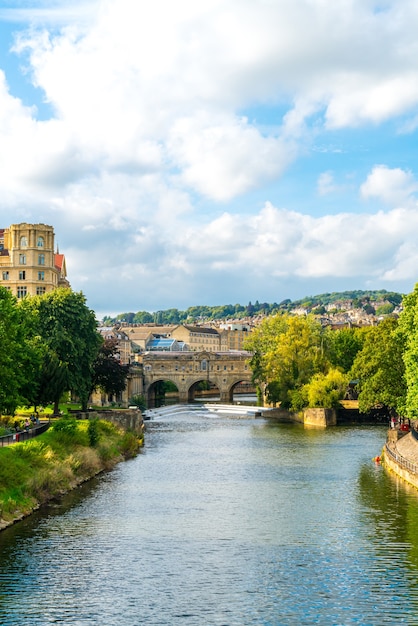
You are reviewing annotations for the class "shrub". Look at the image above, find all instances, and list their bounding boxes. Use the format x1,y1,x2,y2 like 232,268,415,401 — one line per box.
87,418,99,447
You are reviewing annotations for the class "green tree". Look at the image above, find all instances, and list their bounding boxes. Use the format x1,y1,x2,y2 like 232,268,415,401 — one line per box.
32,289,102,413
92,338,129,398
350,317,406,414
397,285,418,418
300,369,349,409
325,326,366,373
133,311,153,324
245,314,328,408
375,303,395,316
0,287,40,414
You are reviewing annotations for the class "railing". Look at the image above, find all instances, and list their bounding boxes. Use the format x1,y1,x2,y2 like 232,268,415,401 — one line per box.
0,421,50,447
385,441,418,475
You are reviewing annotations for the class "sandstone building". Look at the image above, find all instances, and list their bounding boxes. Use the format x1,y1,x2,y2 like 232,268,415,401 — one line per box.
0,223,69,298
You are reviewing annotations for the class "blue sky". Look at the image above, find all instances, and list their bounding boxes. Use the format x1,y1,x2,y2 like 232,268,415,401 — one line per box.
1,0,418,318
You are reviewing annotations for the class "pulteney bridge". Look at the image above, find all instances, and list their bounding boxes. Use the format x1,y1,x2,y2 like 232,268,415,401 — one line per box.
141,350,253,405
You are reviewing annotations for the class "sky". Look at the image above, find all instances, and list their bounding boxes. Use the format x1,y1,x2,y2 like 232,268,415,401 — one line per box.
1,0,418,318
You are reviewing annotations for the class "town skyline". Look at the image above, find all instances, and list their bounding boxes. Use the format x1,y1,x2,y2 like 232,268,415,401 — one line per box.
1,1,418,317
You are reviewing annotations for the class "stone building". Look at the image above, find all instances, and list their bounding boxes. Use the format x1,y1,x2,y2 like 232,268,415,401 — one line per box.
170,324,221,351
0,222,70,298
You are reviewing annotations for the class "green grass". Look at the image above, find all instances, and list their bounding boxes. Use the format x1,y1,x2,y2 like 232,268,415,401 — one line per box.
0,418,142,525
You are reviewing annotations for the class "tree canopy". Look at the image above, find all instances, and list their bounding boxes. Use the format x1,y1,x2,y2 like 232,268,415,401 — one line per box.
244,314,329,409
350,318,406,414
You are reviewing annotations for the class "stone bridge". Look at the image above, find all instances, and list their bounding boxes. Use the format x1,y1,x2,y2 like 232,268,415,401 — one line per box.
141,350,253,405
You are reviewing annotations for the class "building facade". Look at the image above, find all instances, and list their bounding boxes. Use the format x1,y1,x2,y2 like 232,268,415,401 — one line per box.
0,223,69,298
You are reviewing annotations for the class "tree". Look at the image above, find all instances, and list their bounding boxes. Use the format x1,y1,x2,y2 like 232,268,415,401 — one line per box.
324,326,366,373
350,317,406,414
245,313,328,408
397,285,418,418
300,369,349,409
92,338,129,398
32,289,102,412
0,287,41,414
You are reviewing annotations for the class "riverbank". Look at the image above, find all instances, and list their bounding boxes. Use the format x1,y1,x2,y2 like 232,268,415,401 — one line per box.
383,428,418,489
0,417,143,532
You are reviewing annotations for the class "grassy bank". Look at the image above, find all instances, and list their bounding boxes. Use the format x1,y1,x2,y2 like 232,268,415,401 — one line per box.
0,417,142,530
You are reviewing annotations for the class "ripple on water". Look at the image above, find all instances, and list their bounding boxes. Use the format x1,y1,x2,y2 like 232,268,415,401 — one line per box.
0,419,417,625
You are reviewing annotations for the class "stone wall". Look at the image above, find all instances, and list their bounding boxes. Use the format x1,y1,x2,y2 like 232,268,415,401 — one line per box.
303,408,337,427
264,407,337,427
71,409,144,434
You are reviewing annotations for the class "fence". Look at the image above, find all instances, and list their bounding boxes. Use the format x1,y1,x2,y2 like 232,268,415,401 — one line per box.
0,421,50,447
384,437,418,475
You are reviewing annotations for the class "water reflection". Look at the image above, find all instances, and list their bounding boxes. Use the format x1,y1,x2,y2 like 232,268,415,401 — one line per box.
1,415,418,624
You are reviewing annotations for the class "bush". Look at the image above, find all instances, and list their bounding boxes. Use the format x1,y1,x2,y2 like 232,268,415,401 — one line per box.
53,417,78,435
87,418,99,447
302,369,349,409
129,394,147,411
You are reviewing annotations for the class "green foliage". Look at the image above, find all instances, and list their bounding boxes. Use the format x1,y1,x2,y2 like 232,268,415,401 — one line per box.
53,417,79,436
301,369,349,409
325,327,366,373
129,394,147,410
87,418,99,447
100,290,402,325
30,289,102,412
376,303,395,316
245,313,328,407
92,338,129,396
397,284,418,419
350,317,406,414
0,419,141,522
0,287,41,414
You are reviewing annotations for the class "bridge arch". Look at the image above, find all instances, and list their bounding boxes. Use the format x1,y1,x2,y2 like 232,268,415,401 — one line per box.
142,350,253,406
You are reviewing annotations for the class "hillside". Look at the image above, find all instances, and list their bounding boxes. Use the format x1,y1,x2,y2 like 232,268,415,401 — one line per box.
102,289,403,325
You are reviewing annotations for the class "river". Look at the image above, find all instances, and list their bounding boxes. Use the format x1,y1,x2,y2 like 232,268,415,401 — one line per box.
1,407,418,625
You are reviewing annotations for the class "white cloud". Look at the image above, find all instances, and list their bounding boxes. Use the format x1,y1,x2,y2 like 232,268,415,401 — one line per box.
360,165,418,206
1,1,418,313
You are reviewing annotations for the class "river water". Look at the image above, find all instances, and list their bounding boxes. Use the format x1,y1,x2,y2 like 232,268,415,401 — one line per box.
1,407,418,625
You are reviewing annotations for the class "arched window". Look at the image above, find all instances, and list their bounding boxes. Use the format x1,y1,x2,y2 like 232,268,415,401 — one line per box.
201,360,208,371
37,236,44,248
20,236,28,248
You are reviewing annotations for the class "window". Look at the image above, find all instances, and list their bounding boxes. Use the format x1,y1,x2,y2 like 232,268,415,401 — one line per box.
38,254,45,266
36,286,46,295
19,254,26,265
17,286,27,298
20,236,28,247
2,271,9,280
38,271,45,281
37,236,44,248
19,271,26,280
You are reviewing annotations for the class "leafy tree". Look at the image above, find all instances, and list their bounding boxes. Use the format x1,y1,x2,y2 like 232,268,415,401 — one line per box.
375,303,395,316
245,314,328,408
0,287,40,414
397,285,418,418
92,338,129,397
300,369,349,409
133,311,153,324
350,317,406,414
116,312,135,323
32,289,102,413
324,327,366,373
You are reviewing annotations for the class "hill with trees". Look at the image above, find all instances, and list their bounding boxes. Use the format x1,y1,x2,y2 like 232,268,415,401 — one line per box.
101,289,404,325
